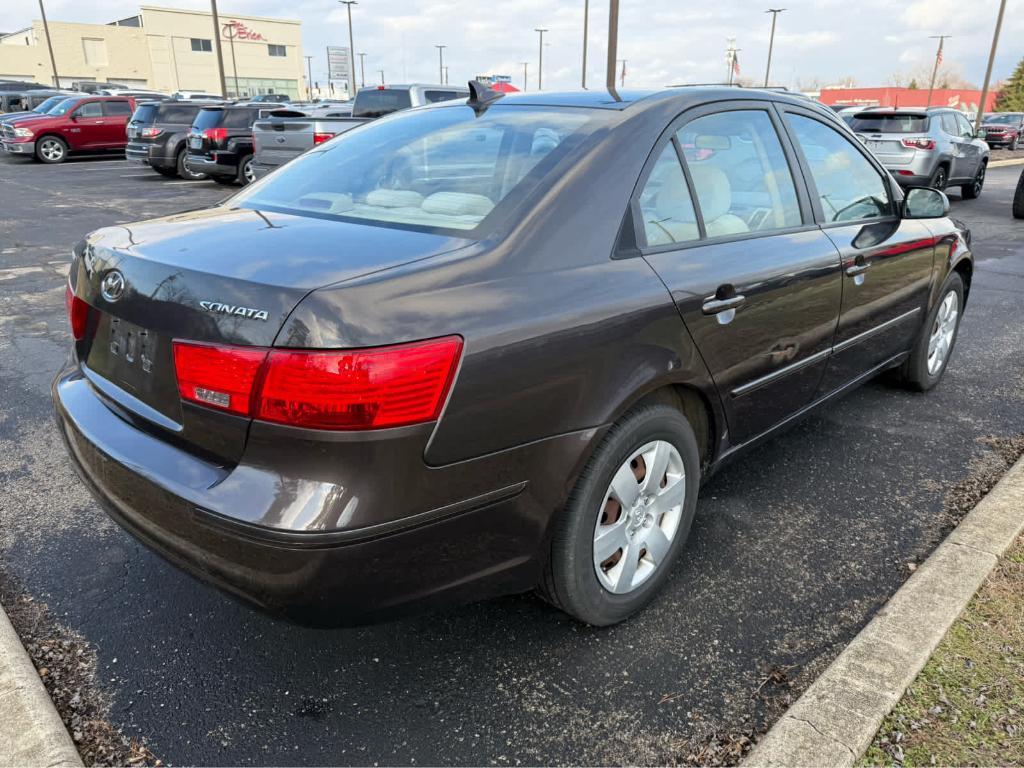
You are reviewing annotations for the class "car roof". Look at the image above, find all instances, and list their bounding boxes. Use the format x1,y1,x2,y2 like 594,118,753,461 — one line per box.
472,86,824,113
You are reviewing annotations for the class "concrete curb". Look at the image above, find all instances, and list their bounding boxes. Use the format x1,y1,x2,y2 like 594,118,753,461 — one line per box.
745,455,1024,767
989,157,1024,168
0,603,82,767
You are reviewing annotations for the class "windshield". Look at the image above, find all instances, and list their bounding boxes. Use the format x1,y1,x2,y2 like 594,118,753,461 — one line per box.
849,115,929,133
235,104,596,233
33,96,65,113
48,98,81,116
983,113,1022,124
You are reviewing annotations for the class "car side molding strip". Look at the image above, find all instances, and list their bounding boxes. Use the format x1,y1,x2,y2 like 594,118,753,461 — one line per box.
831,307,922,354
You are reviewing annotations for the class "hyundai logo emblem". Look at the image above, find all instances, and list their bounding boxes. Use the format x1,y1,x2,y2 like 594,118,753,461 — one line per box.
101,270,126,302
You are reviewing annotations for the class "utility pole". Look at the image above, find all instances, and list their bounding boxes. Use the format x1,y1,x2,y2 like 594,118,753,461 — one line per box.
975,0,1007,132
442,65,449,85
764,8,785,87
435,45,446,84
520,61,529,91
37,0,60,87
926,34,951,108
378,69,385,86
535,29,548,90
606,0,619,90
358,52,366,88
226,22,240,97
617,59,627,87
304,55,314,99
209,0,228,96
581,0,589,89
339,1,358,99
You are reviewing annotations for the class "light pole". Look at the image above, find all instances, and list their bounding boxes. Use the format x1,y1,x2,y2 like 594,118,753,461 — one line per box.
339,1,358,98
378,69,385,86
37,0,61,87
581,0,589,89
442,65,449,85
606,0,618,90
520,61,529,91
225,21,240,97
535,28,548,90
435,45,446,85
304,55,314,99
764,8,784,87
975,0,1007,131
358,52,366,88
926,34,951,108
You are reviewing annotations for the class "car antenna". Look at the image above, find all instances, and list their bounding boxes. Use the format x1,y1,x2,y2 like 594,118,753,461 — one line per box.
466,79,504,114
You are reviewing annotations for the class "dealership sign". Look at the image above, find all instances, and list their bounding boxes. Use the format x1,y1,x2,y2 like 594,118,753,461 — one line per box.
327,46,351,80
222,21,265,42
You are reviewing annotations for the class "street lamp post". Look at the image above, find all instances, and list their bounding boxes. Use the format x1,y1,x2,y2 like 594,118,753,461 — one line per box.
926,34,951,108
764,8,785,87
435,45,447,85
535,28,548,90
37,0,61,87
581,0,589,89
520,61,529,91
304,55,314,99
975,0,1007,132
339,1,358,99
442,65,449,85
378,69,385,86
358,52,366,88
606,0,619,90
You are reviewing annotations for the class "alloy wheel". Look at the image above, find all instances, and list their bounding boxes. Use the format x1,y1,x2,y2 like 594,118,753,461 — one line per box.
932,167,947,190
592,440,685,594
927,290,959,376
242,160,255,184
973,164,986,196
39,139,64,162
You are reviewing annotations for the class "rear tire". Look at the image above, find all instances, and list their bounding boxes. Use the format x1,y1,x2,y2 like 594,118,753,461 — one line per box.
899,272,964,392
35,135,68,164
960,161,986,200
1010,135,1019,151
1014,170,1024,220
540,404,700,626
176,148,207,180
928,164,948,191
237,154,254,186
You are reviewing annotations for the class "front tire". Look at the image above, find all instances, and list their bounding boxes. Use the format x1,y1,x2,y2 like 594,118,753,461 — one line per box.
961,161,986,200
540,404,700,626
35,136,68,164
899,273,964,391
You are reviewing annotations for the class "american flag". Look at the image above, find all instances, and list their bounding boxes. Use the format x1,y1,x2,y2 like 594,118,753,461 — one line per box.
732,51,741,76
936,38,944,66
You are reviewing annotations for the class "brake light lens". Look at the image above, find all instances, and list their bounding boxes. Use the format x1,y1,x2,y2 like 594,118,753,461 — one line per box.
172,336,462,429
312,132,336,145
203,127,228,143
141,126,162,138
172,342,267,416
901,137,936,150
65,284,89,341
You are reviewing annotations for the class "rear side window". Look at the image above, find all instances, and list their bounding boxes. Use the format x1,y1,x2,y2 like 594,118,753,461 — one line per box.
678,110,801,235
939,114,958,135
130,103,159,123
954,113,974,139
786,114,891,223
192,108,224,130
223,108,256,129
849,115,929,133
103,100,132,116
638,144,699,247
353,89,413,118
75,102,103,118
157,103,200,123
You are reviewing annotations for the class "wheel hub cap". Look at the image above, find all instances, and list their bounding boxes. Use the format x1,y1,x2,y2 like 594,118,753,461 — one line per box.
927,290,958,376
592,440,685,594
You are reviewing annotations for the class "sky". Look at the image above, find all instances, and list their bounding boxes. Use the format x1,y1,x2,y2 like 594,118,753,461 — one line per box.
7,0,1023,93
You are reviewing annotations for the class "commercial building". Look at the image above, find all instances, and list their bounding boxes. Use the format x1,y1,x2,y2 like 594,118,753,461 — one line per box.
817,87,998,115
0,5,305,99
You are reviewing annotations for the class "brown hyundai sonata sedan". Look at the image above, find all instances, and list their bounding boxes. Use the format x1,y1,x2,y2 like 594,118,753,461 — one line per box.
54,83,972,626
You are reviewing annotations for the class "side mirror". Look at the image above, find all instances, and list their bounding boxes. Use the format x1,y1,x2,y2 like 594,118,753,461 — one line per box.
903,187,950,219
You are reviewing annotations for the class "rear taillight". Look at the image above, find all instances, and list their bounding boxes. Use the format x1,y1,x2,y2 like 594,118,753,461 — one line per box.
203,127,228,143
65,284,89,341
172,336,462,430
141,126,162,138
312,132,336,145
901,137,936,150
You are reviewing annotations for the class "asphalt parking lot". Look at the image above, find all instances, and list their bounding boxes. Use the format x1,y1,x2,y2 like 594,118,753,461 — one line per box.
1,155,1023,765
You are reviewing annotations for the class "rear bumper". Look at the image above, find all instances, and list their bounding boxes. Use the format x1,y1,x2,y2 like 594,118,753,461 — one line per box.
51,361,583,625
1,139,34,155
185,153,236,177
126,141,176,169
888,170,934,187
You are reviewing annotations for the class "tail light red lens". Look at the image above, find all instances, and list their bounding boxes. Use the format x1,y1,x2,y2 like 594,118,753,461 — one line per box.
203,127,228,143
312,132,336,145
65,284,89,341
172,342,267,416
140,126,162,138
172,336,462,430
901,137,936,150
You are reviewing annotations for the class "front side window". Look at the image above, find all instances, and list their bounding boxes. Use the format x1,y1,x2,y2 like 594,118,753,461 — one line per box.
786,114,891,223
638,143,699,247
190,38,212,52
677,110,801,236
235,105,596,233
74,102,103,118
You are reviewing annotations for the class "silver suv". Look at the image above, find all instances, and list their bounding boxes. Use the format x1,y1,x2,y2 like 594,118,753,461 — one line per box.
849,108,989,199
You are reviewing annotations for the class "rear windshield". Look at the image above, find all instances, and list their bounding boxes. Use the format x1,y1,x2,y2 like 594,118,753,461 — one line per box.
130,103,159,123
234,105,596,234
352,88,413,118
156,103,201,123
849,115,929,133
192,107,225,130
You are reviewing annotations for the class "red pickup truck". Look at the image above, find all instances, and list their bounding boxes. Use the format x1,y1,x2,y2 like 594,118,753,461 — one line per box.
0,95,136,163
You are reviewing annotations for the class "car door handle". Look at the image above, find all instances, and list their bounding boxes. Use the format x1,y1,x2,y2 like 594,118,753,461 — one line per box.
846,262,870,276
702,294,746,315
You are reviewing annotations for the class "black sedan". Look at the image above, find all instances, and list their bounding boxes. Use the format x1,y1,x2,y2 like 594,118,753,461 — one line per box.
54,84,972,626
